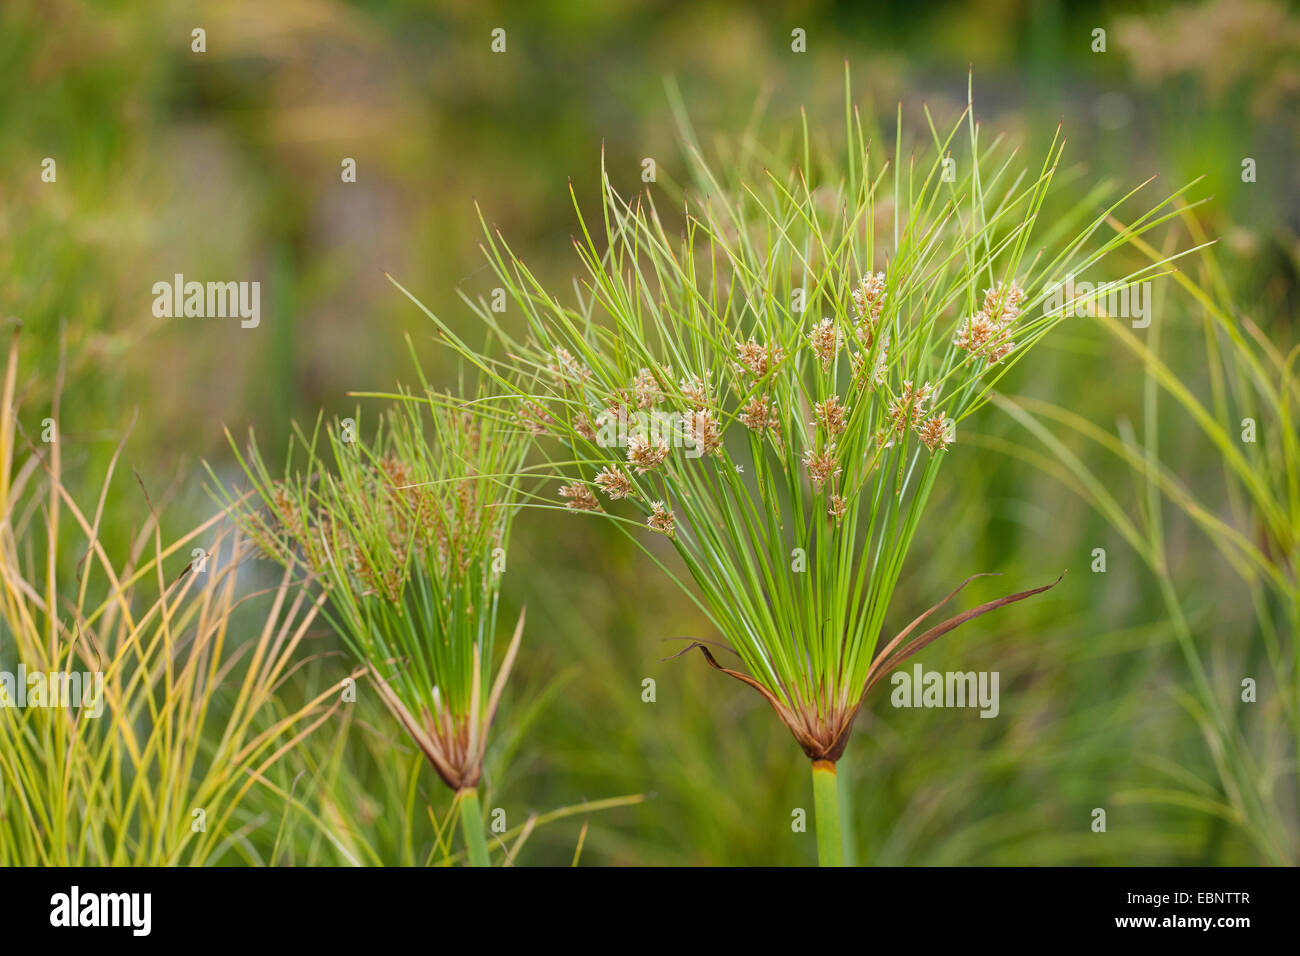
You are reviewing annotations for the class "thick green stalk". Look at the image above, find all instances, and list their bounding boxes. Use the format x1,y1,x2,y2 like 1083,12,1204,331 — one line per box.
837,752,857,866
811,759,843,867
458,787,490,867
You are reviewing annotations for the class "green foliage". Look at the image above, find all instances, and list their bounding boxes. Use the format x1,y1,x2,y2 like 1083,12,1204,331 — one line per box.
994,211,1299,862
0,336,340,865
398,77,1195,764
210,373,532,796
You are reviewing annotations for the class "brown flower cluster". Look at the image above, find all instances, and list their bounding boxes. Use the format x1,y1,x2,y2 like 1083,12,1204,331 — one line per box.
852,272,887,326
849,273,889,386
684,408,722,456
735,337,784,379
558,481,602,512
634,367,667,408
803,444,842,492
888,380,933,435
627,433,669,473
594,465,633,500
679,373,712,408
521,401,553,436
739,395,780,434
813,395,849,436
807,317,841,372
548,347,592,386
917,411,952,453
263,454,498,605
647,501,675,537
955,280,1025,365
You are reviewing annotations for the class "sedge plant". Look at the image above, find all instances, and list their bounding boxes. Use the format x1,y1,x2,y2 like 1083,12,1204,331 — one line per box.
0,331,343,865
210,381,531,866
991,206,1298,863
394,79,1203,865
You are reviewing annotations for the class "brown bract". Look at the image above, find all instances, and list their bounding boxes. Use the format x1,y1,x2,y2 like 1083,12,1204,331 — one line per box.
368,607,526,791
670,572,1064,761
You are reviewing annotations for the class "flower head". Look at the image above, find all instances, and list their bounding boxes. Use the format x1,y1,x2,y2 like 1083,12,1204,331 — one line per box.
633,368,665,408
807,317,841,372
679,373,712,408
813,395,849,436
982,281,1025,322
955,311,1016,365
849,333,889,388
548,347,591,386
955,280,1023,366
735,337,784,379
594,465,634,500
889,380,933,434
803,444,842,492
558,482,602,512
627,432,669,473
684,408,723,456
647,501,675,537
739,395,780,434
917,412,952,452
522,401,552,436
574,413,597,441
852,272,887,327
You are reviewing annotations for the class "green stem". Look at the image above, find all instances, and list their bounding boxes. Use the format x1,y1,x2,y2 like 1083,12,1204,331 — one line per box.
458,787,490,867
811,759,843,867
837,752,857,867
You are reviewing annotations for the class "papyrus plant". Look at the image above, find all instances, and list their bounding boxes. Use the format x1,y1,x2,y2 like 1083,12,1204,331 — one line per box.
398,83,1201,864
211,384,530,866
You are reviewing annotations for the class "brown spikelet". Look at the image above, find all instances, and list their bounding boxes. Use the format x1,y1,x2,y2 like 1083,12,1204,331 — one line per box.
807,318,840,371
813,395,849,436
802,444,841,492
647,501,675,537
684,408,722,456
558,482,602,512
917,412,952,452
739,395,780,433
594,465,634,500
627,433,669,473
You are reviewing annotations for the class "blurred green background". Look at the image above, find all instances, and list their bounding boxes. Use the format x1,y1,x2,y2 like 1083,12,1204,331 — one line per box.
3,0,1297,864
